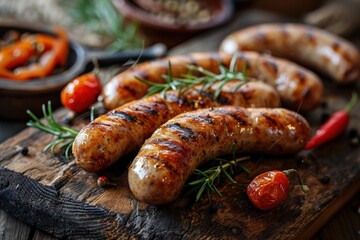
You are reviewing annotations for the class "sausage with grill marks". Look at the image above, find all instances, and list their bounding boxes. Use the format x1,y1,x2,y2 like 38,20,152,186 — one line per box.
219,23,360,83
74,81,280,173
128,106,311,205
102,52,323,111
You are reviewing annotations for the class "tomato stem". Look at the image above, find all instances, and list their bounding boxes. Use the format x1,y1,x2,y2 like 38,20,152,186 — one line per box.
282,169,309,193
344,91,358,113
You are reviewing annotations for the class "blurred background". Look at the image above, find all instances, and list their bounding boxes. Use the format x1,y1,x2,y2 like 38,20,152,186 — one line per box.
0,0,358,50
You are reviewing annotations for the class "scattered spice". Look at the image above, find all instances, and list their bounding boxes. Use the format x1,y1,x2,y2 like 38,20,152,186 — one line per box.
320,112,330,124
97,176,116,187
320,101,328,109
296,156,310,169
136,0,213,26
348,128,359,138
20,146,29,156
319,175,331,184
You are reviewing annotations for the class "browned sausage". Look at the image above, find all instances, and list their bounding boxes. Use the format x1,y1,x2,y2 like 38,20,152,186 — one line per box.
219,23,360,83
74,81,280,173
102,52,323,111
128,106,311,205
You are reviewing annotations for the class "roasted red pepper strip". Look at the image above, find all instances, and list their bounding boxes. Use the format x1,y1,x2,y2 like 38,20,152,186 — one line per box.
305,92,358,149
0,40,37,69
0,27,68,81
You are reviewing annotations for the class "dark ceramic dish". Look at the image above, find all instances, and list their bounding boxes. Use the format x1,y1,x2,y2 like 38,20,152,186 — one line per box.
113,0,235,47
0,19,166,120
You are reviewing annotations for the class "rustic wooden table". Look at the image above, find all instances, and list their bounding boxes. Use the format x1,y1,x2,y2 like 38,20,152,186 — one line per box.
1,8,360,240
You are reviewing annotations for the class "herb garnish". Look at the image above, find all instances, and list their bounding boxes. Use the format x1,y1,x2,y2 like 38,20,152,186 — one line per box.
137,54,248,99
187,144,250,201
63,0,141,50
26,101,81,160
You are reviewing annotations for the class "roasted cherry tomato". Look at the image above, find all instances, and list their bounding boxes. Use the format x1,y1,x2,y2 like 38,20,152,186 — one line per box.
247,170,290,211
61,73,101,113
247,169,308,211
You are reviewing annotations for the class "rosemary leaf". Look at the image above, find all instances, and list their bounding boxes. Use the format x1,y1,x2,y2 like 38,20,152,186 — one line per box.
26,101,79,160
188,155,250,202
137,55,249,100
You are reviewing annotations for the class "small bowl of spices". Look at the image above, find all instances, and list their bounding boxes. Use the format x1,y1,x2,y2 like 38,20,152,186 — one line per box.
113,0,234,47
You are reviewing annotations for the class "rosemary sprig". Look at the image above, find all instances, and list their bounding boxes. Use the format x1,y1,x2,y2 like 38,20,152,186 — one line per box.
137,54,248,100
188,154,250,202
63,0,141,50
26,101,79,160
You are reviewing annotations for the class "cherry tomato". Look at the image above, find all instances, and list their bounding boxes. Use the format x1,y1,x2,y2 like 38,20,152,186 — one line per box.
61,73,101,113
247,170,290,211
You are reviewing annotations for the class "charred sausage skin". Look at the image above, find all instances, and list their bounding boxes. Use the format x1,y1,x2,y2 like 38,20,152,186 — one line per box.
74,81,280,173
219,23,360,83
128,106,311,205
102,52,323,111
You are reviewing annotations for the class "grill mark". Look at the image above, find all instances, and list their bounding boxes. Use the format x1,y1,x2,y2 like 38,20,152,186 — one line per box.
157,59,170,68
165,123,197,141
133,104,159,115
255,31,268,43
261,113,279,127
294,70,306,85
121,85,137,96
210,52,222,66
186,115,215,125
216,95,231,105
199,89,215,100
133,69,149,80
146,155,180,176
186,55,198,66
263,60,279,75
165,92,191,106
332,41,340,51
239,88,254,101
236,53,251,69
305,30,316,45
279,24,289,37
147,138,189,153
111,111,137,122
90,122,112,127
210,109,248,125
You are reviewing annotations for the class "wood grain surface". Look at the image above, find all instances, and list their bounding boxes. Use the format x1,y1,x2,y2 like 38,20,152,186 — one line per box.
1,9,360,240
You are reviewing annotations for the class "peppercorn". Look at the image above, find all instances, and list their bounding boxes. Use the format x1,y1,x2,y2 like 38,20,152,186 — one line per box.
348,128,359,138
319,175,331,184
20,146,29,156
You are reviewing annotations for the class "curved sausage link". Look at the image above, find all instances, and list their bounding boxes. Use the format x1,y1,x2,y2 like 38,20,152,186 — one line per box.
74,81,280,173
102,52,323,111
128,106,311,205
219,23,360,84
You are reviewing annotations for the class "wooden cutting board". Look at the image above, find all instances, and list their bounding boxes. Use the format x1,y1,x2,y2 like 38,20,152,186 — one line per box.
1,10,360,240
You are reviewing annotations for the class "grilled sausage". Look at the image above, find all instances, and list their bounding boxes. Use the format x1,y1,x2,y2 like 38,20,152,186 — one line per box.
74,81,280,173
128,106,311,205
219,23,360,83
102,52,323,111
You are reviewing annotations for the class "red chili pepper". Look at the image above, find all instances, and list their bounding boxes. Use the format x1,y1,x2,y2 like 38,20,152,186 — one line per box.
305,92,358,150
247,169,308,211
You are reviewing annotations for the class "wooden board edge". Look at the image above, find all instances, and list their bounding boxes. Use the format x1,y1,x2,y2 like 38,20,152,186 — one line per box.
296,174,360,240
0,167,130,240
